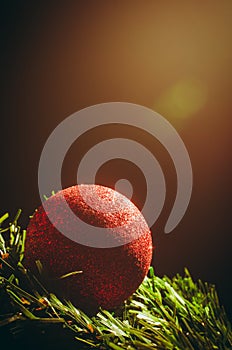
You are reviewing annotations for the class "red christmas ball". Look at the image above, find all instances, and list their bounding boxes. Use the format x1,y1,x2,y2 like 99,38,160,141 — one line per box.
25,184,153,312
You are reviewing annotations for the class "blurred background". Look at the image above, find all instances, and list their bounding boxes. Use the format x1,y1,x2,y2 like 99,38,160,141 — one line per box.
1,1,231,319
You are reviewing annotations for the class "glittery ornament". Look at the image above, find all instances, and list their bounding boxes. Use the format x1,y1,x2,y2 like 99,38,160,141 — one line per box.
25,185,153,313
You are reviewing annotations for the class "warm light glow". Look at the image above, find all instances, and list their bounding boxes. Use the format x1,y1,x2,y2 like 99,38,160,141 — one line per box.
154,78,208,121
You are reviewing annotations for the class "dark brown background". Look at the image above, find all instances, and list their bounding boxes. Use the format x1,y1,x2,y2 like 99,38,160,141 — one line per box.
1,1,231,320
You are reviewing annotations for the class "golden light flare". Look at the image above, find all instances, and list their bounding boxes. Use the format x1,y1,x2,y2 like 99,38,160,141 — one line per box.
154,78,208,123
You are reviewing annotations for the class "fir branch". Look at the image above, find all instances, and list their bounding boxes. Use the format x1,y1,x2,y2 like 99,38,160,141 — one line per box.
0,211,231,349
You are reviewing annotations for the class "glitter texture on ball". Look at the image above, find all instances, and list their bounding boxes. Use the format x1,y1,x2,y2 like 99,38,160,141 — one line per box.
25,184,153,313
